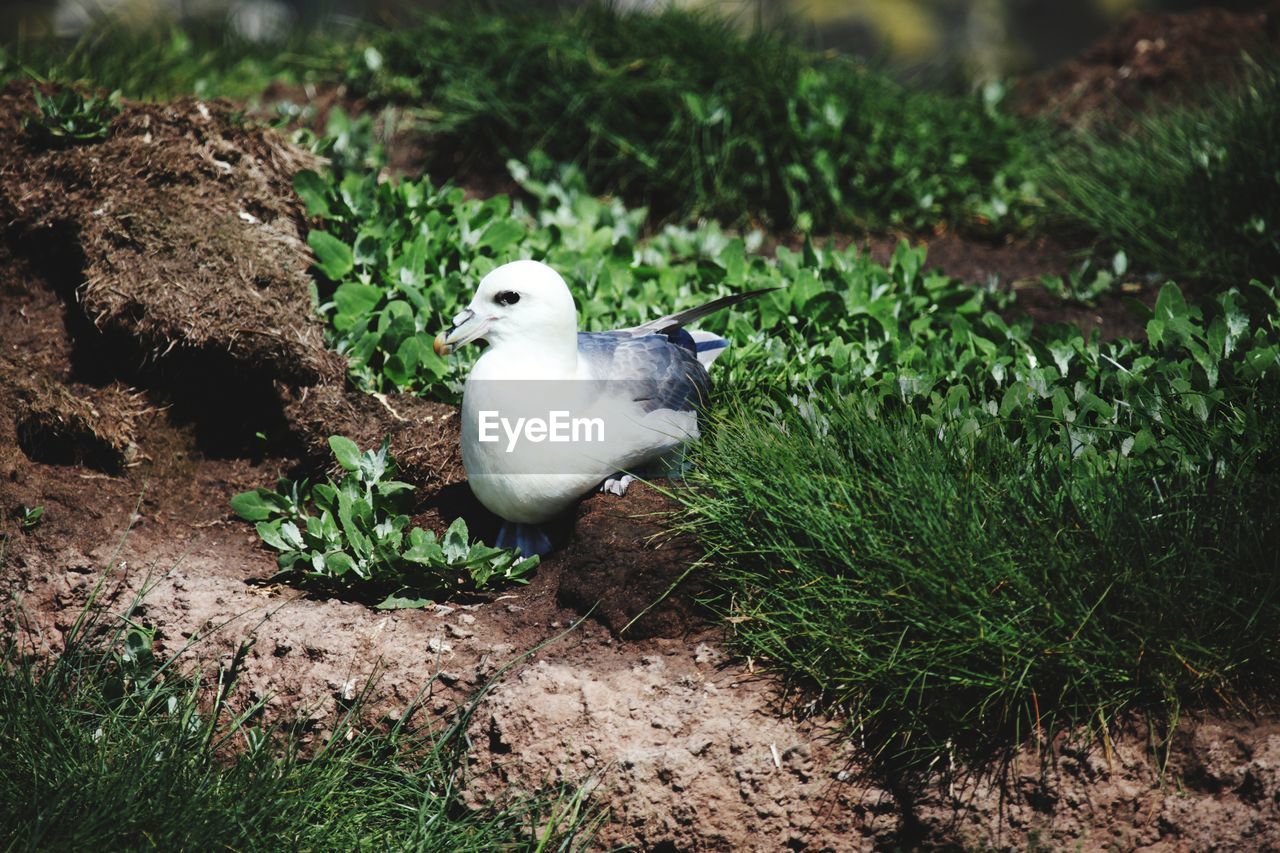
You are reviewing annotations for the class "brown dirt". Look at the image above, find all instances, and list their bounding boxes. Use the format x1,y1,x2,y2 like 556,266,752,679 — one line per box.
0,82,339,387
3,354,141,471
2,86,1279,851
1013,6,1280,128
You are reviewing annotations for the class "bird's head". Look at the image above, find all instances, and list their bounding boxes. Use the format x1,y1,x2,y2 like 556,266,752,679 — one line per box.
434,260,578,356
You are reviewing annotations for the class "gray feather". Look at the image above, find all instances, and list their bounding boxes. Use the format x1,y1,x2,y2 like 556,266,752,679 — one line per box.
577,332,710,415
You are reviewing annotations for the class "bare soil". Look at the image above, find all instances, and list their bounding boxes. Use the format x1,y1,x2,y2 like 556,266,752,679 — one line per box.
2,81,1279,851
1013,5,1280,128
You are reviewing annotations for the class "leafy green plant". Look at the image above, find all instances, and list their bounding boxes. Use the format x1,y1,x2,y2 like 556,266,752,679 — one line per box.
284,104,387,175
231,436,536,605
22,85,120,145
1039,250,1131,304
295,147,1275,483
294,153,1014,403
16,505,43,530
345,5,1042,233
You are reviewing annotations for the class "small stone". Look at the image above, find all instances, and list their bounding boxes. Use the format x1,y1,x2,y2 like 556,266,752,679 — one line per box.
693,642,722,665
686,736,713,756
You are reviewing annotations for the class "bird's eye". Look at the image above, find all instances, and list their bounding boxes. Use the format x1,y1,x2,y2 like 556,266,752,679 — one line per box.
495,290,520,306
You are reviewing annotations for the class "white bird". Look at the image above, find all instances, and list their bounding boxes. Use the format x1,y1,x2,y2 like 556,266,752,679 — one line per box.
433,259,768,557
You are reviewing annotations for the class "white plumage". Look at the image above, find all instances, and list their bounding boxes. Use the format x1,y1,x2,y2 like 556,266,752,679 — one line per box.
434,259,764,555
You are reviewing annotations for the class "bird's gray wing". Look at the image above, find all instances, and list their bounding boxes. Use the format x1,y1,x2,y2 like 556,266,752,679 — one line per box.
577,332,711,415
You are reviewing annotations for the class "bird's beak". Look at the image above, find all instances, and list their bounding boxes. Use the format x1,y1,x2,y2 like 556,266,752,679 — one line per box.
433,308,490,356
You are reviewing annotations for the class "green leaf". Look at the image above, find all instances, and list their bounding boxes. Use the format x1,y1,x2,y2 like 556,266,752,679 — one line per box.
376,480,416,498
293,170,333,218
998,382,1026,417
332,282,382,325
324,552,355,577
308,231,354,280
477,219,525,253
329,436,362,472
312,483,337,509
1146,318,1165,348
442,517,470,563
1048,340,1075,376
231,489,282,522
404,530,444,564
255,520,291,552
1154,282,1188,321
508,556,539,581
1130,429,1157,456
375,592,433,610
279,521,306,550
718,238,746,281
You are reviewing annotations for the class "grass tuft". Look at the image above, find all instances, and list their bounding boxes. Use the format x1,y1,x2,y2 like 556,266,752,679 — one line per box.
1041,55,1280,286
681,388,1280,768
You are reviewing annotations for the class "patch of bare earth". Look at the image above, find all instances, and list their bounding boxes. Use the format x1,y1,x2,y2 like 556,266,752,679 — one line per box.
1,82,1278,850
1013,6,1280,129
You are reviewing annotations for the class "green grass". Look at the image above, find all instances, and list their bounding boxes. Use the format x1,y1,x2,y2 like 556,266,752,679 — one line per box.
0,583,599,850
2,24,310,100
680,282,1280,768
1041,55,1280,286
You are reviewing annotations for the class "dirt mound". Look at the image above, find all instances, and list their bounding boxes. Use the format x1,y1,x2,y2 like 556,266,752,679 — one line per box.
1014,6,1280,127
6,363,141,471
0,82,338,386
557,484,708,640
284,382,464,489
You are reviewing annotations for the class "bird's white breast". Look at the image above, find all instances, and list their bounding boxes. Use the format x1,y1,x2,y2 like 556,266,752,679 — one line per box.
460,347,697,523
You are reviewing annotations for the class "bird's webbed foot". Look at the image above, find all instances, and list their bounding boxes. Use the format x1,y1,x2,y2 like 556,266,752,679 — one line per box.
495,521,553,558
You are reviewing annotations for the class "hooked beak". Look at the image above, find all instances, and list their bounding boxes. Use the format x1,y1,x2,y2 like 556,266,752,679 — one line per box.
433,308,491,356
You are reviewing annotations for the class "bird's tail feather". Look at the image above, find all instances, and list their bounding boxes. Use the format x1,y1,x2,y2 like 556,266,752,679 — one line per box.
628,286,776,338
689,329,730,367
